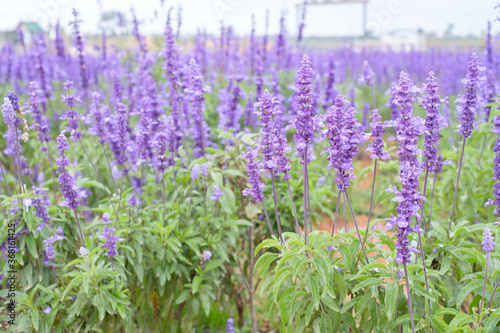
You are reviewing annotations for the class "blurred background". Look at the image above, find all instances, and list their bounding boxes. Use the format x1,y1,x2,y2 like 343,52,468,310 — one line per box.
0,0,497,51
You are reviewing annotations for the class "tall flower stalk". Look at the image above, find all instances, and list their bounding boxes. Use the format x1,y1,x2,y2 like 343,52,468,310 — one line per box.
448,53,484,240
385,72,425,333
286,54,322,244
322,96,369,261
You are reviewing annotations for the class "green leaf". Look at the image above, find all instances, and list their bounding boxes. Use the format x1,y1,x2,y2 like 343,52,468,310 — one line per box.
192,276,202,294
176,290,190,304
26,235,38,258
278,286,295,324
385,282,398,321
200,293,210,316
310,277,320,310
322,295,340,312
31,308,39,331
455,281,484,309
83,273,90,294
94,294,106,321
351,278,385,294
204,259,225,272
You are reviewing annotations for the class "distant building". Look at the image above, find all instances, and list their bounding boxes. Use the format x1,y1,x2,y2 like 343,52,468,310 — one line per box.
379,29,426,52
15,21,45,44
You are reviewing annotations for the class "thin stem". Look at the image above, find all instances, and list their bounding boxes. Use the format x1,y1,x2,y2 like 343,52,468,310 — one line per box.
72,208,85,247
343,191,348,232
43,142,59,204
101,143,117,190
363,159,377,244
114,176,124,229
477,252,489,328
403,262,416,333
249,221,256,333
417,231,432,315
286,179,300,236
270,171,284,243
448,137,467,241
50,260,61,293
209,200,218,249
331,190,341,236
0,162,11,196
162,172,167,222
306,165,313,232
303,145,309,246
186,180,194,225
428,172,438,234
345,191,369,264
487,272,500,309
261,201,274,236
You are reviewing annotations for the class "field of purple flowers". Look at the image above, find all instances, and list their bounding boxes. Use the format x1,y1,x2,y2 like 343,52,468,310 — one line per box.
1,4,500,333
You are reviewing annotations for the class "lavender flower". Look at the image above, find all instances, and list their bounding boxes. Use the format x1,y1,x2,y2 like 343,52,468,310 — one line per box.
33,189,51,231
44,236,56,261
29,81,51,149
358,61,375,87
55,21,65,59
100,213,124,258
60,81,82,141
200,163,209,177
88,92,108,143
256,90,279,171
79,246,88,257
456,53,485,138
43,306,52,315
366,109,390,160
70,9,88,93
185,58,212,157
55,134,81,210
385,72,425,265
209,184,224,201
226,318,234,333
322,96,369,192
191,164,200,181
286,54,322,165
110,102,130,167
421,71,448,174
485,110,500,224
482,228,495,252
241,145,265,203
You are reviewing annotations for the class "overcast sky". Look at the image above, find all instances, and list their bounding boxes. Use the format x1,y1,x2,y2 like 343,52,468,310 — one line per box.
2,0,498,38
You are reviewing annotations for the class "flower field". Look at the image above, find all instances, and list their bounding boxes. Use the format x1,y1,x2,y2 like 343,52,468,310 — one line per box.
1,3,500,333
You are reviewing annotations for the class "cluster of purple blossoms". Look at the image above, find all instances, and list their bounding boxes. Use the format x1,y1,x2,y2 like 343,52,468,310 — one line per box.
55,21,65,59
255,90,279,171
70,8,88,92
28,81,51,149
191,164,200,180
33,187,52,231
485,110,500,224
482,228,495,252
241,145,266,203
88,92,108,143
385,72,425,265
100,213,124,258
60,81,82,141
358,61,375,87
44,236,56,261
421,71,449,174
456,53,485,138
322,96,369,192
55,134,81,210
200,250,212,269
201,163,209,177
2,96,18,157
366,109,390,160
185,58,212,157
286,54,323,165
209,184,224,201
226,318,234,333
110,102,130,167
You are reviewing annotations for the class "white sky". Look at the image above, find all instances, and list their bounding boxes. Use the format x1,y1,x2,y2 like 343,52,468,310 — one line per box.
1,0,498,38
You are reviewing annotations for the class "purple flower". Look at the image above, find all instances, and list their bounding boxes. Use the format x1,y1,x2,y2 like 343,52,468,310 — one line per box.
202,250,212,261
241,145,266,203
209,184,224,201
366,109,390,160
110,102,130,167
456,53,485,138
482,228,495,252
191,164,200,181
28,81,51,148
129,193,141,207
322,96,369,192
60,81,82,141
70,8,88,92
55,21,65,58
358,61,375,87
200,163,209,177
185,58,212,157
56,134,81,210
100,213,124,258
79,246,88,257
88,92,108,144
421,71,448,174
385,72,425,265
486,109,500,224
44,306,52,315
33,190,51,231
226,318,234,333
286,54,323,165
244,91,257,127
256,90,279,171
44,236,56,261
